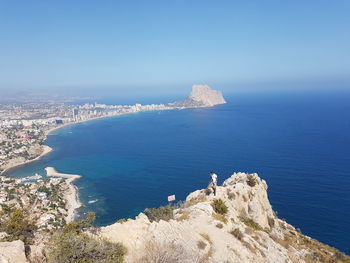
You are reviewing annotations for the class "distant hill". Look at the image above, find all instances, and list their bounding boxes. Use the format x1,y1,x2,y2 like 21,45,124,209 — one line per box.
168,85,226,108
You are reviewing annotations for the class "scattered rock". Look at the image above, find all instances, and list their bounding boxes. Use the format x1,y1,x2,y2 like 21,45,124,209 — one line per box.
0,240,27,263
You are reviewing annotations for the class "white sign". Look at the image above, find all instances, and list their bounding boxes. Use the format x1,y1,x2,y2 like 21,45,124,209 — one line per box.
167,194,176,202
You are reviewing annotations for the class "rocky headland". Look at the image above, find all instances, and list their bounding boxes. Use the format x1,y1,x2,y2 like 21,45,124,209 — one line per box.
1,172,349,262
168,85,227,108
97,172,349,263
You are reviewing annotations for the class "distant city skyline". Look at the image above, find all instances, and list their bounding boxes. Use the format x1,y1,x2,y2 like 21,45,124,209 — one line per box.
0,1,349,93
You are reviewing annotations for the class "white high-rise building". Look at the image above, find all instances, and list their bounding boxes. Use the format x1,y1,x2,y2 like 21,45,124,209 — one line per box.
72,109,79,122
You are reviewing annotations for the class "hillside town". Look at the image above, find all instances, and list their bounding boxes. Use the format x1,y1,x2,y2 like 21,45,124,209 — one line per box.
0,174,73,241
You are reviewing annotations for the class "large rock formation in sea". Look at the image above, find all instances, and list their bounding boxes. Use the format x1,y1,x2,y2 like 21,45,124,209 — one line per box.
98,173,349,263
168,85,226,108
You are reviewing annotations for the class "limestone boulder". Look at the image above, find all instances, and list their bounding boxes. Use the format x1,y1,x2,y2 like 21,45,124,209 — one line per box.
0,240,27,263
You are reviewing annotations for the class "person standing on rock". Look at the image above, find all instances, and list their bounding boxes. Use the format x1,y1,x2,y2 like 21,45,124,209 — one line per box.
209,172,218,196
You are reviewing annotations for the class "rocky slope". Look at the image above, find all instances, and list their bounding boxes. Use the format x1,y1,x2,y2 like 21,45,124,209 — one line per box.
0,240,27,263
168,85,226,108
99,173,349,263
1,173,349,262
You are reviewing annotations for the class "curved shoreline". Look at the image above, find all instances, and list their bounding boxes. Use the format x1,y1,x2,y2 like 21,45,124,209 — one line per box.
0,113,125,176
0,113,132,221
0,145,53,176
0,109,178,220
45,167,82,223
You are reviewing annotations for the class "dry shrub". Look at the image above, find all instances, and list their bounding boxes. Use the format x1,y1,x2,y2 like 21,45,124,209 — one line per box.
139,240,204,263
239,216,264,231
216,223,224,229
184,197,207,208
230,228,244,241
270,235,290,249
197,240,207,250
212,212,228,224
45,213,126,263
199,233,212,245
143,205,173,222
243,241,257,254
244,227,253,235
117,218,126,224
228,192,236,200
46,232,126,263
199,233,214,261
226,189,236,200
246,174,257,187
268,217,275,228
176,210,190,221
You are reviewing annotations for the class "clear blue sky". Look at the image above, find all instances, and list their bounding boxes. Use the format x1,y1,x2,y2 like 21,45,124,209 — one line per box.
0,0,349,94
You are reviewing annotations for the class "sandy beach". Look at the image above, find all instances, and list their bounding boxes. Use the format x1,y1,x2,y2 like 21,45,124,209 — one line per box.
45,167,82,223
45,113,125,137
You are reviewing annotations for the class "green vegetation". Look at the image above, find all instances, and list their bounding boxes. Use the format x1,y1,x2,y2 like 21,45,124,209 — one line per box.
46,213,126,263
239,216,264,231
144,205,174,222
211,199,228,215
0,209,36,244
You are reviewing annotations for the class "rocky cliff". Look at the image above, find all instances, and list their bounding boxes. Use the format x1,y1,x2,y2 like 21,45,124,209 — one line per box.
98,173,349,263
1,172,349,262
168,85,226,108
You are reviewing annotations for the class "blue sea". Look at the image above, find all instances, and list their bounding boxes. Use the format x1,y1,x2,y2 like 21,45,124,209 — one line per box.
5,90,350,254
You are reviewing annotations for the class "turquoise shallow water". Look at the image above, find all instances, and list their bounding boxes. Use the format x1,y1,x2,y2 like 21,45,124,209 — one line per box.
5,91,350,253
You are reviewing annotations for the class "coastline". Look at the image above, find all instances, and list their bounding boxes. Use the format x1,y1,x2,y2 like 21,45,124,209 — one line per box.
0,145,53,176
1,108,189,219
45,167,82,223
44,113,120,137
0,112,140,221
0,113,124,176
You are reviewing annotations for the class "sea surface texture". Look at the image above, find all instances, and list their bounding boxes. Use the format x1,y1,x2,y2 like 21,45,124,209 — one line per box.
6,91,350,254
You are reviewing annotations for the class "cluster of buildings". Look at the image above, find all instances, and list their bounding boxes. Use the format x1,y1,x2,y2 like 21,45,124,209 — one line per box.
0,101,173,174
0,175,69,230
0,126,46,172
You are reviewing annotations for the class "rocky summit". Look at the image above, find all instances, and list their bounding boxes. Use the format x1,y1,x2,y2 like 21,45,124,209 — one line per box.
189,85,226,106
97,173,349,263
168,85,226,108
1,173,349,262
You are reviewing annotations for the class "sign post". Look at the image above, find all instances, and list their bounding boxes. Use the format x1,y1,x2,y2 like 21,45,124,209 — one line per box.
167,194,176,206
